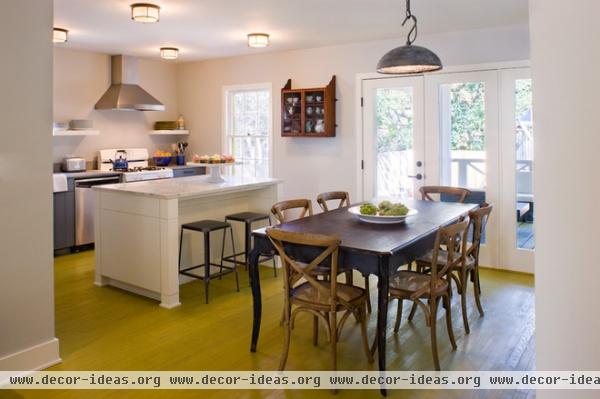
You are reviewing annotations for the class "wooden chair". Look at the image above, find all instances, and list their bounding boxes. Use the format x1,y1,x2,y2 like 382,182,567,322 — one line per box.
266,228,373,372
316,191,372,314
420,186,471,203
411,203,493,334
389,219,468,370
316,191,351,212
271,199,313,224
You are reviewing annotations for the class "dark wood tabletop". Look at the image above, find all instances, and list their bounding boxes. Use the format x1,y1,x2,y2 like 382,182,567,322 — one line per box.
252,199,477,255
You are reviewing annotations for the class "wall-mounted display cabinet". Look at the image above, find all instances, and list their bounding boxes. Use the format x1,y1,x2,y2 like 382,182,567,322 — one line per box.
281,75,336,137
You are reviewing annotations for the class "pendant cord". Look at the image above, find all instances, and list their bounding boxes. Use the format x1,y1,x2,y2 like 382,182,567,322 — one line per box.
402,0,418,45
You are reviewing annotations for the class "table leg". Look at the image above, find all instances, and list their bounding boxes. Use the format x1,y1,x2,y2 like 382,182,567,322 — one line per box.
377,256,390,396
249,248,262,352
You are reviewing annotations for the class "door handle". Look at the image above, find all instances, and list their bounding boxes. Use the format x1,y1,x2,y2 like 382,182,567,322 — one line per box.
408,173,423,180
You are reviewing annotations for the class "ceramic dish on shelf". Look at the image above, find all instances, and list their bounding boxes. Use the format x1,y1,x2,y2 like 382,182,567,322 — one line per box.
347,205,418,224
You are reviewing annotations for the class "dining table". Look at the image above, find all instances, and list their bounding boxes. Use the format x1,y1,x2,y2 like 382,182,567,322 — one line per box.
247,199,478,395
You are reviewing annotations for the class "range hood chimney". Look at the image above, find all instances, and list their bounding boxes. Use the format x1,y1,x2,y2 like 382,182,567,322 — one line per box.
95,55,165,111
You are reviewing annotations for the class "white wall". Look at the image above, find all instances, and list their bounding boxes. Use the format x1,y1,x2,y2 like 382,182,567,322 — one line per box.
0,0,60,370
177,25,529,201
53,48,180,164
531,1,600,397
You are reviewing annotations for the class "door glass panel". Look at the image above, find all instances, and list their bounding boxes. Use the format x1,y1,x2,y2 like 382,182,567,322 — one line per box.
374,87,415,198
440,82,486,190
515,78,534,249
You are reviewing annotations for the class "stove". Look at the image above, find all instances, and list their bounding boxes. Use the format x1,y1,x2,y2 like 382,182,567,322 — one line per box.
98,148,174,182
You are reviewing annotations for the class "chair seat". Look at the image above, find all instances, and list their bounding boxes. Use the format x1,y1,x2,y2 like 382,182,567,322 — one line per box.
182,220,230,233
225,212,270,223
416,250,475,269
389,271,448,297
291,281,366,308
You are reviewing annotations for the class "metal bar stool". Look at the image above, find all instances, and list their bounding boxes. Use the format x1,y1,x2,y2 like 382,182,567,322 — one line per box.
178,220,239,304
222,212,277,277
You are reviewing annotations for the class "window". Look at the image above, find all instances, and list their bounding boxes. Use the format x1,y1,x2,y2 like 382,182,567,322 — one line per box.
224,85,272,178
439,81,487,189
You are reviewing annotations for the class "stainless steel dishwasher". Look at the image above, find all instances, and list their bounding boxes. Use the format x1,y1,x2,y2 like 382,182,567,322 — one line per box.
74,175,120,246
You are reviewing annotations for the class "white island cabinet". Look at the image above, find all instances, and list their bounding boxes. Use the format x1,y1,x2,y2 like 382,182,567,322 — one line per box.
93,175,282,308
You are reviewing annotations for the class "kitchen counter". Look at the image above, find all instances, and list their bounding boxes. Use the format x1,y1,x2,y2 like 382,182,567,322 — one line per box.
93,175,282,308
93,175,281,200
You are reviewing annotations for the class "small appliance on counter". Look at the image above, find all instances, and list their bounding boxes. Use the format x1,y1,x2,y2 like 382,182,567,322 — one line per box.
62,156,87,172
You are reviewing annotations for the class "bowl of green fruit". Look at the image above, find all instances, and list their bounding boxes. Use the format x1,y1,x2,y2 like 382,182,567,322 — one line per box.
348,200,418,224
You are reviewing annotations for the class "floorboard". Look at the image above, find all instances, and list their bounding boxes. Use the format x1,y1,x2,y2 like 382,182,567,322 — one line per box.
7,251,536,399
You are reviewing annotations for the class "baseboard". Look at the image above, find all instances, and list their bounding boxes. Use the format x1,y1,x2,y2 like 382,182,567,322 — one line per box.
0,338,61,371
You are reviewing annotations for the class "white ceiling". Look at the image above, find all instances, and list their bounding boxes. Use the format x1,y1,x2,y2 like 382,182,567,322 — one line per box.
54,0,528,62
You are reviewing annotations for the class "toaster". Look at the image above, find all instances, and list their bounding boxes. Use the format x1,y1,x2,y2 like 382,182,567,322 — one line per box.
62,157,86,172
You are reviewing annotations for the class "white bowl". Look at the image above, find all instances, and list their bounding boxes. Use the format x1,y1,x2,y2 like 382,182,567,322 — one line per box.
348,205,418,224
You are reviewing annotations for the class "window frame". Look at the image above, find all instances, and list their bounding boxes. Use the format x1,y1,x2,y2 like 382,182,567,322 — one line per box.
222,82,273,178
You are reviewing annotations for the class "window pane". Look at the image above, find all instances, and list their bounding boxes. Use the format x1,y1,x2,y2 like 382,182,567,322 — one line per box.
440,82,486,189
374,87,415,199
515,78,534,250
258,113,269,134
245,114,258,135
256,137,268,159
233,93,244,114
233,115,245,135
242,137,255,159
257,91,269,114
231,138,242,158
244,92,258,113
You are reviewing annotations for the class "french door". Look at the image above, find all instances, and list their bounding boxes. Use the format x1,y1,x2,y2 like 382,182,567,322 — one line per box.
361,67,533,272
424,71,499,267
362,77,425,200
499,68,534,273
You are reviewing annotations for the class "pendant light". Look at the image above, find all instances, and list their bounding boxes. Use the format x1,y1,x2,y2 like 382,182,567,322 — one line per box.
376,0,442,74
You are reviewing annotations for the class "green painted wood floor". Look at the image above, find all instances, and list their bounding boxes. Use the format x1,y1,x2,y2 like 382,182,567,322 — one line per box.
7,251,535,399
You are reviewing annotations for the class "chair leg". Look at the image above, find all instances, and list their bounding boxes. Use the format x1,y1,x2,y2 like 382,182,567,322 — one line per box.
244,221,251,271
312,315,319,346
219,226,226,280
472,268,484,317
268,216,277,278
329,311,338,374
444,293,457,350
394,298,403,333
278,306,292,371
429,296,441,371
203,232,210,304
345,270,354,285
178,228,184,270
408,301,418,321
461,268,470,334
364,274,372,314
359,304,374,363
230,227,240,292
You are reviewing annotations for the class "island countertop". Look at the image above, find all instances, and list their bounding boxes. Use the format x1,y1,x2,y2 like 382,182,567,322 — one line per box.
93,175,282,200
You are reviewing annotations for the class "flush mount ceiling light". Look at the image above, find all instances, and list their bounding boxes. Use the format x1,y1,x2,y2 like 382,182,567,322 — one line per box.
376,0,442,74
160,47,179,60
130,3,160,23
247,33,270,48
53,28,68,43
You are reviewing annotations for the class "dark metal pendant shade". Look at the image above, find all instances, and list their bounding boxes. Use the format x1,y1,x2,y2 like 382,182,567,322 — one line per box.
376,44,442,74
376,0,443,75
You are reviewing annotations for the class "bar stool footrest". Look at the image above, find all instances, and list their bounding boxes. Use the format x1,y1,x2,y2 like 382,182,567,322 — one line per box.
179,263,237,280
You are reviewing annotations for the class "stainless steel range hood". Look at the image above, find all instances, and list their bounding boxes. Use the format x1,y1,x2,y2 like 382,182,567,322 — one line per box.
95,55,165,111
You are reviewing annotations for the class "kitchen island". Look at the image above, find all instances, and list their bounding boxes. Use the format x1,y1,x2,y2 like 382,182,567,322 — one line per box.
93,175,282,308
